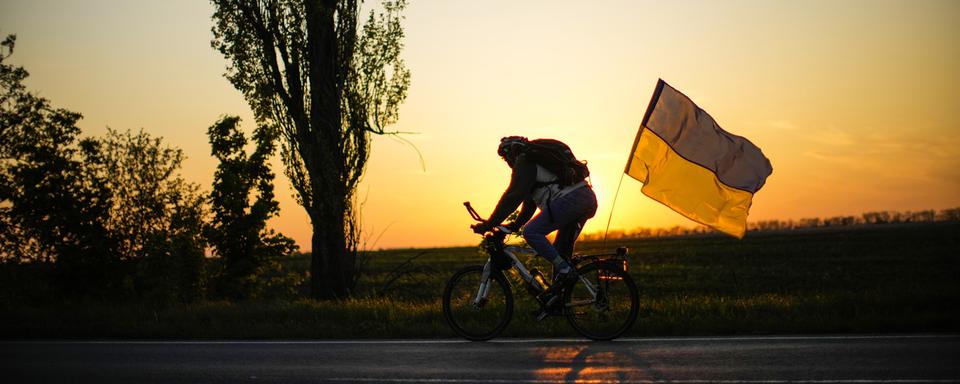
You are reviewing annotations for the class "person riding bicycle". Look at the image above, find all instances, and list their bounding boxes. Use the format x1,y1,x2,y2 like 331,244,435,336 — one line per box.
471,136,598,287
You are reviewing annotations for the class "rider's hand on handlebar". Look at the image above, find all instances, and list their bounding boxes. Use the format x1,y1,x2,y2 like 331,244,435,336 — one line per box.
471,221,493,234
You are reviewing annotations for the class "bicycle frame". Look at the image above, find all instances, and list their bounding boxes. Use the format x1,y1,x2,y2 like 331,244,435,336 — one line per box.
474,243,599,307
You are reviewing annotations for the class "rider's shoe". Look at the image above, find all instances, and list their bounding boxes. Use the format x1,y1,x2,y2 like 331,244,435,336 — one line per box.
537,269,577,300
533,269,578,320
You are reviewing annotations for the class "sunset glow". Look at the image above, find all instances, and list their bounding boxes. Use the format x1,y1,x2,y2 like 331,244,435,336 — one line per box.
2,0,958,249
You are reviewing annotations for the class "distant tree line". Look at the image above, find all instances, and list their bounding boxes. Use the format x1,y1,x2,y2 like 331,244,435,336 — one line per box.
0,35,298,304
747,208,959,232
583,207,960,242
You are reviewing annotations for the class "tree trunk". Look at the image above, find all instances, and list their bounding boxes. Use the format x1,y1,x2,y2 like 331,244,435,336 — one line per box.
309,204,354,299
304,0,354,300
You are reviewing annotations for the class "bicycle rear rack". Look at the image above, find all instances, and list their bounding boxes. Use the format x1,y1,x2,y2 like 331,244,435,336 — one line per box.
572,246,630,280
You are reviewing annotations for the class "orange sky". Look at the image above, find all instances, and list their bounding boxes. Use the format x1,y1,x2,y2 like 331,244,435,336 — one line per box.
2,0,958,249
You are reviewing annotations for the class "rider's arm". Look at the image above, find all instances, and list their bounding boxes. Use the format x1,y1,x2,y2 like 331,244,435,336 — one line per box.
485,154,536,226
512,198,536,228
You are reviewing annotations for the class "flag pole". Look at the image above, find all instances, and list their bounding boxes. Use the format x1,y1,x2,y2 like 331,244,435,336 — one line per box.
601,171,626,248
603,79,666,247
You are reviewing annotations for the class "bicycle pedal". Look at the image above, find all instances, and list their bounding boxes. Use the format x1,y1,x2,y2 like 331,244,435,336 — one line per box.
535,310,550,321
534,308,559,321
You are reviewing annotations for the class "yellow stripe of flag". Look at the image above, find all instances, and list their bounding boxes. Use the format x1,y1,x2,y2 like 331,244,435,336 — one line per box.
627,129,755,238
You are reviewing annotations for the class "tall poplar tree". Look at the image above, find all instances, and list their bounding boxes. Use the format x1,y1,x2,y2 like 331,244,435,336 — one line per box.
211,0,410,298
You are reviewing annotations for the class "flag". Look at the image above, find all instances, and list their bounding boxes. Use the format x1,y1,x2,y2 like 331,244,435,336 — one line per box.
625,79,772,238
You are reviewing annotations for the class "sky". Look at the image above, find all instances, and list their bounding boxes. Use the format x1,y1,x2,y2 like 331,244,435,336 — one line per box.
2,0,958,250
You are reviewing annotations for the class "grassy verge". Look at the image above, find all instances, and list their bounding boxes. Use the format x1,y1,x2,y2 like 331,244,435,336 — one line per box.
2,222,958,339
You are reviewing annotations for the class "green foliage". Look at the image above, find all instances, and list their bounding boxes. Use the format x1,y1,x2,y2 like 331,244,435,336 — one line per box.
210,0,411,298
206,116,298,300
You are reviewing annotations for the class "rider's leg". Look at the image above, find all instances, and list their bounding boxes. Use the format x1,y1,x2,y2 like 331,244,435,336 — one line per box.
553,218,588,277
555,186,597,260
522,212,570,274
523,186,598,276
554,219,585,260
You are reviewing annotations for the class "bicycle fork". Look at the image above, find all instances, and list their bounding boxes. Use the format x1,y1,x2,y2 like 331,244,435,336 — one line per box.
472,261,494,308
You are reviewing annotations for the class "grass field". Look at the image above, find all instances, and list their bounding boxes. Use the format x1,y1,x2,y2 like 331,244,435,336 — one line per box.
2,222,958,339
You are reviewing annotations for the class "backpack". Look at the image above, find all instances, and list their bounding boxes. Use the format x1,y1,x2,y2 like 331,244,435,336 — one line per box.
523,139,590,187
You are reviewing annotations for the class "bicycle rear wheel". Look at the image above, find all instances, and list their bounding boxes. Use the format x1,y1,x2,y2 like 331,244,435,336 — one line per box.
442,265,513,341
563,262,639,340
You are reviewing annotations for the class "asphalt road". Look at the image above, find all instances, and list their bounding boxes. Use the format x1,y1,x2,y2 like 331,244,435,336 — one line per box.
3,335,959,383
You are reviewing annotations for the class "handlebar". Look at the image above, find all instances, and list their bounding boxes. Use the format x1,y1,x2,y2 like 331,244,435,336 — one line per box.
464,201,513,235
464,202,483,222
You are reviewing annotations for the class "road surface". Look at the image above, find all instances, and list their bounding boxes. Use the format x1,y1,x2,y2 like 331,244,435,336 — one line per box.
3,335,959,383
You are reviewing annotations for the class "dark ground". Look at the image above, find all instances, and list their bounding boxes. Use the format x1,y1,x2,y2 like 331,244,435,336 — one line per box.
4,335,959,383
1,222,958,339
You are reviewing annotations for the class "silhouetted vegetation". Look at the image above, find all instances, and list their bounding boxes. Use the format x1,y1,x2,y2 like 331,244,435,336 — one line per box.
206,116,298,300
2,34,119,298
87,128,207,303
1,35,294,305
211,0,411,299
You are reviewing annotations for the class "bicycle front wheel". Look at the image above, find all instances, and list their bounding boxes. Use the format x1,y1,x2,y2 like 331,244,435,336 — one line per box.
564,262,639,340
442,265,513,341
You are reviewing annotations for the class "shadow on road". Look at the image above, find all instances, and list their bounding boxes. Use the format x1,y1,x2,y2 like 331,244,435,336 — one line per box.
527,342,667,382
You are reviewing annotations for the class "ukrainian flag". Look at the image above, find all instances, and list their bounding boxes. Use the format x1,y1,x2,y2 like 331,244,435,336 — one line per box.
626,80,773,238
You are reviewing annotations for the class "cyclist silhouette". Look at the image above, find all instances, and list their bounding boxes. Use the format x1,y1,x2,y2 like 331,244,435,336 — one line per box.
471,136,598,285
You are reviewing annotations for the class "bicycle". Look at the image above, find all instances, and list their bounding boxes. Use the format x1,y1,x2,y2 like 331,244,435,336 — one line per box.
442,202,639,341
